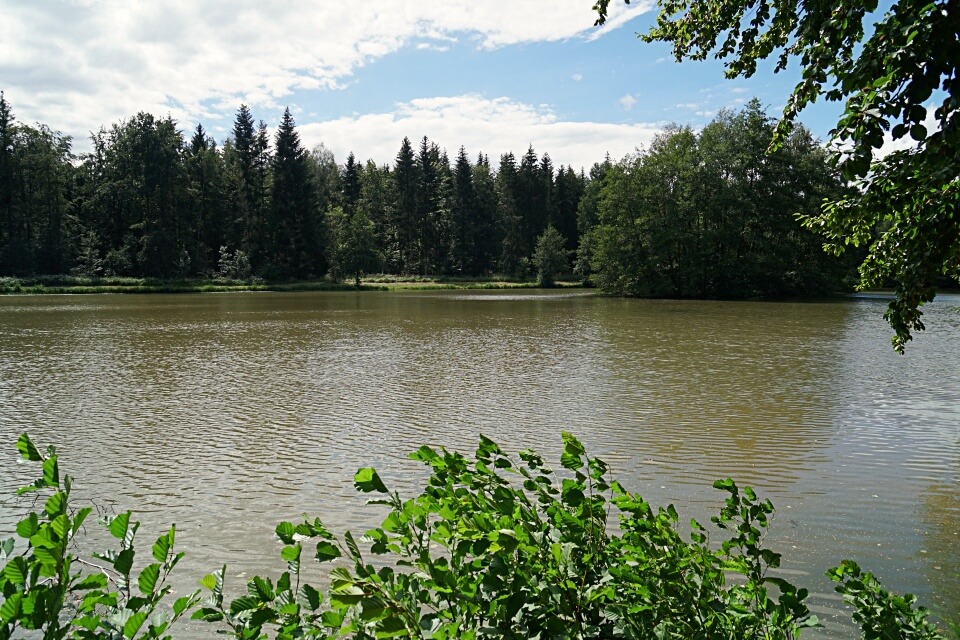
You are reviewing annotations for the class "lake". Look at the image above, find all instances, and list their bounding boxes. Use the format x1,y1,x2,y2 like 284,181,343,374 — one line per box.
1,290,958,636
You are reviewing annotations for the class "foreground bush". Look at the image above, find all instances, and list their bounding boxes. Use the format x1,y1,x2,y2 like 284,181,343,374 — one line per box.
0,433,952,639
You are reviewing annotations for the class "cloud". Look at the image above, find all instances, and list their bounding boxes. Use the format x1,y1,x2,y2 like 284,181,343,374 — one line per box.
415,42,451,52
571,73,583,82
0,0,654,144
298,94,662,170
619,93,638,110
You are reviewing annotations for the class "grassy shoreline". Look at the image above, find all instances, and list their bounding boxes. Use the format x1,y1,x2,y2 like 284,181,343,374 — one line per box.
0,274,586,295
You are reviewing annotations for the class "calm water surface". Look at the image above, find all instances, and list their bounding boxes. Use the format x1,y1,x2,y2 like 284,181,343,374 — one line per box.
0,290,958,636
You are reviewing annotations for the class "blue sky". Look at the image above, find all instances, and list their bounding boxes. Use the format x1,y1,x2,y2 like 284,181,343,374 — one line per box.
1,0,845,170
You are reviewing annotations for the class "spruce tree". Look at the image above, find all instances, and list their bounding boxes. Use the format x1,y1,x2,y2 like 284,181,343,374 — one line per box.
451,146,477,274
0,92,18,274
341,152,362,215
392,137,418,274
270,107,318,279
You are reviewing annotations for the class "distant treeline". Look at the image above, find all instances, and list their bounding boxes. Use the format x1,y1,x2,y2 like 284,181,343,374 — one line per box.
0,93,856,294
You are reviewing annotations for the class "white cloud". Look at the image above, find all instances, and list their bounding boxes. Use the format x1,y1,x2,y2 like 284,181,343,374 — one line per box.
619,93,638,110
571,73,583,82
0,0,653,144
415,42,451,52
298,94,662,170
876,106,940,159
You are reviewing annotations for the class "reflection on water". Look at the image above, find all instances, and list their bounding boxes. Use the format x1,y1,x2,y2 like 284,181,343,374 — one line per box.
0,290,958,636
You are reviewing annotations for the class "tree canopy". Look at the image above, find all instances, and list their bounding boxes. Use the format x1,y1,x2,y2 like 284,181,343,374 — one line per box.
595,0,960,351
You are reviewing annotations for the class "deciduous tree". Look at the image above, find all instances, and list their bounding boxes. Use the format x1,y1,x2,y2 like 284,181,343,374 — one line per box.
595,0,960,351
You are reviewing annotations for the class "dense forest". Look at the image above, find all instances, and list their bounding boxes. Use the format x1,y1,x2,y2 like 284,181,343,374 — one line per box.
0,92,854,295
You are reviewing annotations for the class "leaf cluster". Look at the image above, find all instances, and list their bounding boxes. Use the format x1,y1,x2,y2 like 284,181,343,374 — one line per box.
3,433,953,639
0,434,199,640
595,0,960,351
197,433,819,639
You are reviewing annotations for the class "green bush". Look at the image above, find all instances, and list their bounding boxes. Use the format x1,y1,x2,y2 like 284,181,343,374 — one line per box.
0,434,198,640
1,433,954,639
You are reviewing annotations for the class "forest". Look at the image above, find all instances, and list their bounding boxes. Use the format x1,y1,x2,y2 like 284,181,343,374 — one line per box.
0,93,854,295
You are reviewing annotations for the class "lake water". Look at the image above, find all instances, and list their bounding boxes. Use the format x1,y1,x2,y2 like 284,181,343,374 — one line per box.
0,290,958,636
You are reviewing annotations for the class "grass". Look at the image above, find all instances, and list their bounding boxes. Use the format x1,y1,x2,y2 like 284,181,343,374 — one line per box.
0,274,587,295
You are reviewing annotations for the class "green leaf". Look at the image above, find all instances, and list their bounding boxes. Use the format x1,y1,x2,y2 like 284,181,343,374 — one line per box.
0,592,22,623
42,456,59,487
72,507,92,536
138,563,161,595
229,595,261,615
152,528,173,563
73,573,109,591
191,608,224,622
560,432,586,470
109,512,131,540
343,531,362,561
16,433,43,461
376,615,409,636
277,571,291,594
114,548,135,575
249,576,274,601
123,611,148,639
910,124,927,141
173,595,194,617
409,445,438,462
315,541,341,562
354,467,389,493
3,557,29,585
0,537,13,560
299,584,322,611
16,513,39,539
44,491,65,517
281,544,301,562
275,521,296,544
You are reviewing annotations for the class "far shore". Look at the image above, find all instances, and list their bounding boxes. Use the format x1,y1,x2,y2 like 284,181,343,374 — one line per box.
0,275,586,295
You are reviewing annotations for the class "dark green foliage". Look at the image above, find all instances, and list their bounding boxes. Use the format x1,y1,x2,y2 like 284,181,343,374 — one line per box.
391,137,419,275
188,124,228,274
594,0,960,351
588,102,850,298
0,93,859,296
341,153,362,215
0,92,17,274
828,561,946,640
82,113,193,278
328,205,383,286
197,434,821,639
270,108,321,278
2,434,954,639
533,225,570,287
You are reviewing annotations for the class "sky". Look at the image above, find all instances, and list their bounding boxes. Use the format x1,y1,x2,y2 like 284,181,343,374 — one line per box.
0,0,846,171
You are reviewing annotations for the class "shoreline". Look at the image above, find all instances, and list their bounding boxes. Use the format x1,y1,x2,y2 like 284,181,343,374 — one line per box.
0,275,586,295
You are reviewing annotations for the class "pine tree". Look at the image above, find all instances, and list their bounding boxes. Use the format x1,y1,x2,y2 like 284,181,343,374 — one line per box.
341,152,362,215
496,152,525,277
415,136,438,275
270,107,319,278
471,154,498,275
0,92,19,274
187,124,226,273
451,146,477,274
392,137,418,274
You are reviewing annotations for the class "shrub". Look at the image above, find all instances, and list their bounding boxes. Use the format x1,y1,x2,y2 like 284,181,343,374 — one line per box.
1,433,953,639
0,434,198,640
